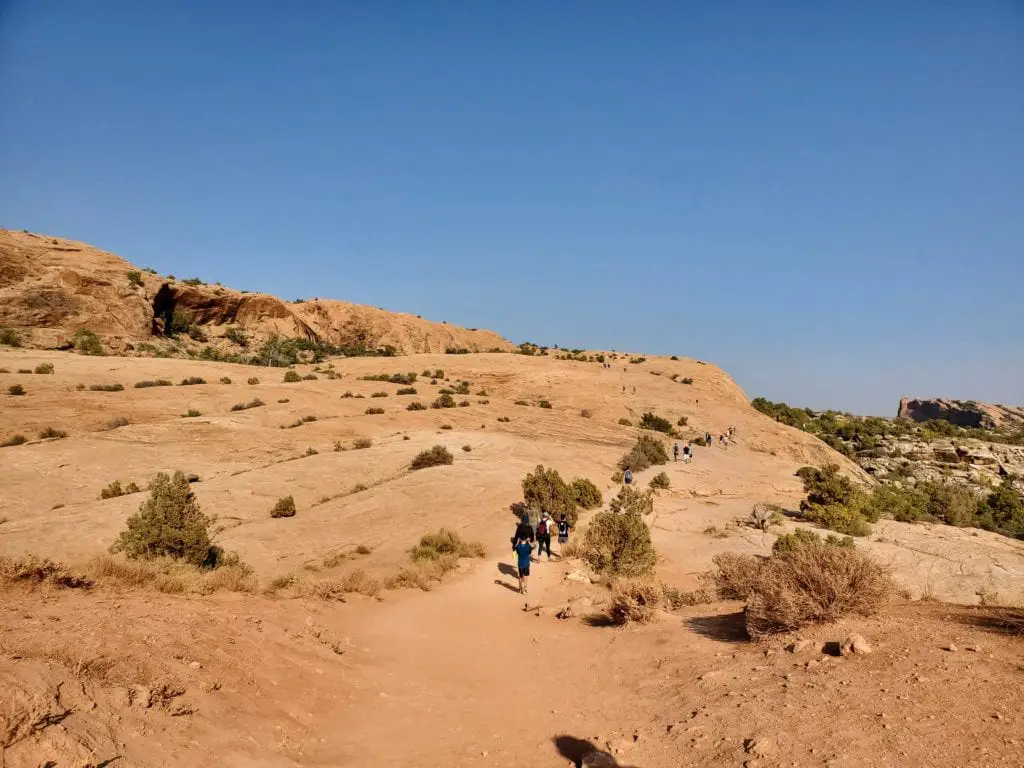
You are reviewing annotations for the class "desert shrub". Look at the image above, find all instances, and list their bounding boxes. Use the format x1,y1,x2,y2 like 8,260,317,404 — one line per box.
445,346,470,354
135,379,172,388
225,326,248,346
407,401,427,411
38,426,67,439
462,444,472,452
409,528,485,561
302,373,318,381
99,480,140,499
432,393,456,409
187,325,207,342
570,478,603,509
7,384,25,396
440,424,453,430
798,464,871,536
371,391,388,398
219,376,232,384
230,398,264,411
0,327,23,347
89,383,124,392
182,277,203,286
34,363,54,374
0,555,92,589
1,434,27,447
580,408,592,419
618,434,669,472
771,528,825,554
101,416,130,430
639,412,676,436
458,399,470,407
706,552,762,599
864,484,929,523
538,400,552,409
608,579,663,625
649,471,670,490
410,445,454,470
270,496,297,518
73,328,104,355
110,471,219,567
304,447,319,456
365,406,385,415
182,409,201,418
180,376,205,386
353,437,373,449
917,480,981,527
580,497,656,576
283,370,302,383
680,377,694,385
977,479,1024,534
744,545,893,638
397,387,417,395
677,416,688,427
384,554,461,591
521,465,578,524
362,372,417,385
433,369,444,379
355,544,372,555
497,416,511,423
618,418,632,426
514,399,529,406
247,377,259,385
17,368,31,373
609,484,654,516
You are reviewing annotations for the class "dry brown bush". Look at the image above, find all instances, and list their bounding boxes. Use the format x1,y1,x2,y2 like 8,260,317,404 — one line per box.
0,555,93,589
708,552,762,600
383,553,461,591
744,545,893,637
608,580,663,624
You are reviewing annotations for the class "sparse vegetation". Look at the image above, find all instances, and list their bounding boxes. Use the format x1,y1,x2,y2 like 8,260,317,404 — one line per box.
396,387,417,395
680,377,693,385
371,391,388,398
608,579,665,625
101,416,130,430
639,411,677,437
570,478,603,509
618,418,632,426
134,379,173,388
410,445,454,470
73,328,104,355
1,435,28,447
677,415,688,427
538,400,552,409
100,480,141,499
247,377,259,385
89,383,124,392
219,376,232,384
798,464,871,536
579,492,657,577
34,363,54,374
270,496,297,518
365,406,385,415
609,484,654,516
180,376,205,386
521,465,579,525
302,373,318,381
110,471,226,567
618,434,669,472
432,393,456,409
407,401,427,411
230,398,265,411
225,327,249,347
497,416,511,423
0,327,23,347
649,471,670,490
353,437,373,449
362,372,417,385
283,370,302,383
461,444,472,452
182,409,201,418
409,529,485,561
8,384,25,396
38,426,67,440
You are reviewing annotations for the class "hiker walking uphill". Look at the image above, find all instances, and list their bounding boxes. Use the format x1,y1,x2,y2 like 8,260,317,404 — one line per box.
536,512,554,561
511,512,534,551
673,442,680,461
623,468,633,485
683,444,692,463
557,515,571,549
514,537,533,595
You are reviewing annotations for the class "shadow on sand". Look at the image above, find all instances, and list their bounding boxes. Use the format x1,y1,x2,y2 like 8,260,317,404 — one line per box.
553,735,634,767
685,611,749,643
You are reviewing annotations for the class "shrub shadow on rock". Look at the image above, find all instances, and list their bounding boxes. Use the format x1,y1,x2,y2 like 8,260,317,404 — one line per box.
685,611,750,643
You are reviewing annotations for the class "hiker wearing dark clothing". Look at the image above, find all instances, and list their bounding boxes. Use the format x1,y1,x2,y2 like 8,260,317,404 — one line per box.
515,539,533,594
673,442,680,461
683,444,691,463
624,468,633,485
557,515,571,546
536,512,554,560
511,513,534,550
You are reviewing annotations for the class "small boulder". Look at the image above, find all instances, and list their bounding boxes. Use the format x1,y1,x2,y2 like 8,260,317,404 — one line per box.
944,642,958,652
565,569,590,584
787,639,813,653
744,737,777,757
839,634,872,656
582,750,618,768
555,605,574,620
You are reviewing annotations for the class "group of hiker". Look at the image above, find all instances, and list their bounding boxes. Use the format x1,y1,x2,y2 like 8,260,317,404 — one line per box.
511,510,570,595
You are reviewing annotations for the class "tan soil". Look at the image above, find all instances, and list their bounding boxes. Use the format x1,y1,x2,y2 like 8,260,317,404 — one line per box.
1,348,1022,766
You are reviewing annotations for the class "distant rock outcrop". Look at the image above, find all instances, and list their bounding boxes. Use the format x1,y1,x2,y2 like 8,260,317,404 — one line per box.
897,397,1024,431
0,228,514,355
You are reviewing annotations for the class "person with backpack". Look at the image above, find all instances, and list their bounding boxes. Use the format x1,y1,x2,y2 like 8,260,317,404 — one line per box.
624,467,633,485
514,537,533,594
536,511,554,560
557,514,571,549
511,512,534,551
683,444,692,463
673,442,680,461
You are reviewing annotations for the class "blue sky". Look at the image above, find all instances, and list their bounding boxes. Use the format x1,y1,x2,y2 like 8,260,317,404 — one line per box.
1,1,1021,415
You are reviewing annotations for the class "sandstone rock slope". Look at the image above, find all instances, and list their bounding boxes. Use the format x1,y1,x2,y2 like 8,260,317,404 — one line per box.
0,228,513,355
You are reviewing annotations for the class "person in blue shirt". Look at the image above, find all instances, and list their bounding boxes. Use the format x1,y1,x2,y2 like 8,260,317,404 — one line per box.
514,538,533,595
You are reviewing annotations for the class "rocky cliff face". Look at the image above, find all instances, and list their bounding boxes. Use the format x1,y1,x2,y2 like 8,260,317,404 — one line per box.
0,229,513,355
859,437,1024,491
898,397,1024,431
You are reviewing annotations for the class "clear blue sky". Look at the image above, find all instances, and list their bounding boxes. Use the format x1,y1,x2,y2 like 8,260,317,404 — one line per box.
1,1,1021,415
